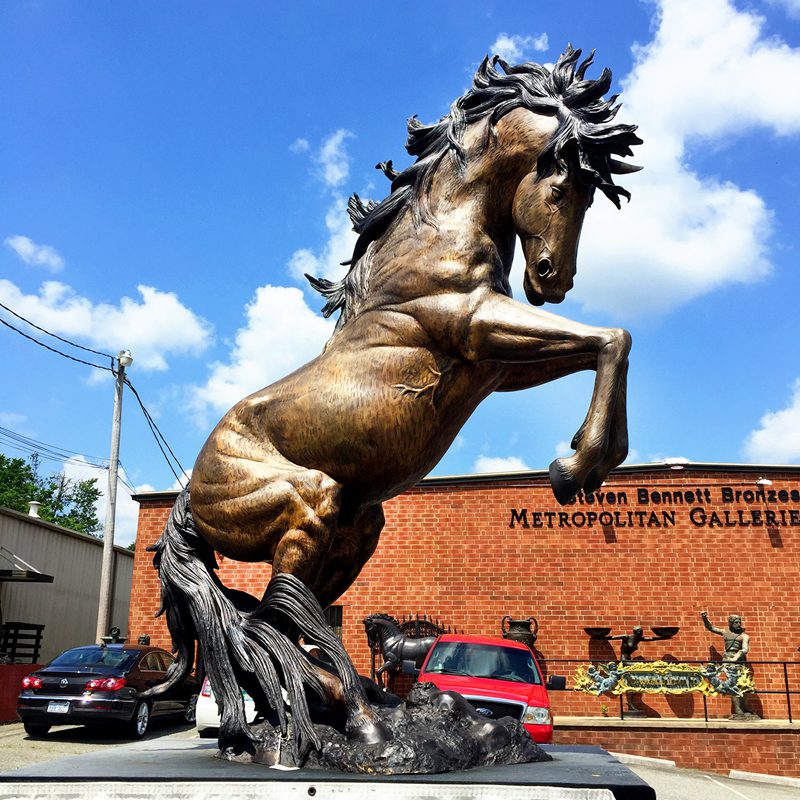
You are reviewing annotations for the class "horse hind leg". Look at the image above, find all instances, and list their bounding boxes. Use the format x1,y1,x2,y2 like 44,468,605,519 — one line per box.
311,503,385,610
193,463,390,750
244,483,391,746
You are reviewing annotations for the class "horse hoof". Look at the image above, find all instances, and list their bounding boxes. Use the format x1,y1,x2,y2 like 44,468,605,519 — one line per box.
583,469,604,496
347,717,392,745
549,459,582,505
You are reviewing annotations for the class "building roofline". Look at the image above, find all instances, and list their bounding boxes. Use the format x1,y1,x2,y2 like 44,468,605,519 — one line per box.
0,506,135,558
132,460,800,502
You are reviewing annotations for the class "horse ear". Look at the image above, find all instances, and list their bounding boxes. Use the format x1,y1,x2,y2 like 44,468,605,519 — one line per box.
608,158,642,175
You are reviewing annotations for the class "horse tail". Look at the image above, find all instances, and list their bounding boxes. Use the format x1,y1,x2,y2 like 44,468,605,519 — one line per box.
136,488,255,746
138,488,331,759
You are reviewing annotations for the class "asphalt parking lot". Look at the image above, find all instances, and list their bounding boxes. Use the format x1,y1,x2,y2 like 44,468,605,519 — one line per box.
0,719,198,774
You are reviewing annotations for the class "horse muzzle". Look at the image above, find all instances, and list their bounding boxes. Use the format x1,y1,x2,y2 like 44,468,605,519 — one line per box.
523,267,569,306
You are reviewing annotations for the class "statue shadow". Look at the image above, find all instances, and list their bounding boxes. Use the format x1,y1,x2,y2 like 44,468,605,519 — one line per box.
532,645,549,680
588,640,618,663
747,693,764,718
664,691,695,717
654,651,696,718
625,692,660,717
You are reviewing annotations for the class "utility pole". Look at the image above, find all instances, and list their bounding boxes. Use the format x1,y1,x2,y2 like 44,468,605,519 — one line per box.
95,349,133,643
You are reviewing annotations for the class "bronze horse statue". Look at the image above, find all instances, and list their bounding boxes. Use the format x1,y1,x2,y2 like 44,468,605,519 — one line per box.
364,613,438,685
144,47,641,762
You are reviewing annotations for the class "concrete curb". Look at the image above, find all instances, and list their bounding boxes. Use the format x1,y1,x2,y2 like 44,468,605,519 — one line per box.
728,769,800,789
607,752,676,770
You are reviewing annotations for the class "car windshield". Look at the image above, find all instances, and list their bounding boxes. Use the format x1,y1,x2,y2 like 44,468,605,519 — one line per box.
424,642,541,684
49,647,138,670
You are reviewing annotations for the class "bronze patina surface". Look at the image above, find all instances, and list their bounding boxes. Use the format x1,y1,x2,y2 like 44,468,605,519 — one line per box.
144,47,642,771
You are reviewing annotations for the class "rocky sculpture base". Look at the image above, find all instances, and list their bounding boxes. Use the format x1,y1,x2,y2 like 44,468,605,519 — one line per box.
218,682,550,774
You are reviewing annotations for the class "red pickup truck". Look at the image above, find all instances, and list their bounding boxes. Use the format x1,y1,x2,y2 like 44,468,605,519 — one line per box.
415,633,558,743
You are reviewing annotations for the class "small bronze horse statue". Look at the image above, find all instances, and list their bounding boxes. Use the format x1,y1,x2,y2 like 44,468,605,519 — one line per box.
364,613,438,685
143,46,641,762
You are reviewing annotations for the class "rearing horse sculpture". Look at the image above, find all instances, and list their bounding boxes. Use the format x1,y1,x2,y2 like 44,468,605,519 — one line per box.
144,47,641,764
364,613,439,685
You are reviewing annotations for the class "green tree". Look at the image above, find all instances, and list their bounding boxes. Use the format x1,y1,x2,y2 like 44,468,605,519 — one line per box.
0,454,38,512
0,453,102,536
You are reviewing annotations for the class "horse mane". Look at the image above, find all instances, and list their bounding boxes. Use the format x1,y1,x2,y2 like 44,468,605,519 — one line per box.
363,612,400,629
307,45,642,326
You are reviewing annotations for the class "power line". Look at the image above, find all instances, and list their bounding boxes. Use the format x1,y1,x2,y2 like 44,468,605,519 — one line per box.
0,425,138,494
0,300,188,489
0,426,108,466
123,377,189,488
0,300,115,360
0,315,114,372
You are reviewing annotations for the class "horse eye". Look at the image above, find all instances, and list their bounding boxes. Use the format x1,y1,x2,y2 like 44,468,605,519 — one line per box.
551,186,565,201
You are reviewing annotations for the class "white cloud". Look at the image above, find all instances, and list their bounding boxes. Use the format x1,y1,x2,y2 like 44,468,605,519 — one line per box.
316,129,354,188
743,379,800,463
5,235,64,272
491,33,549,62
0,412,28,429
533,0,800,320
554,440,572,458
624,448,642,464
288,195,356,283
289,138,310,153
473,455,531,473
191,285,335,421
0,279,213,371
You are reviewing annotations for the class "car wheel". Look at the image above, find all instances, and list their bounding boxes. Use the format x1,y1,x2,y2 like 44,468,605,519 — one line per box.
197,727,218,739
128,701,151,738
184,694,198,724
23,722,50,737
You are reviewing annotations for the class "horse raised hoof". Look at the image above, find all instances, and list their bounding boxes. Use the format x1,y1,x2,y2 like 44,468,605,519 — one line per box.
582,469,604,496
549,458,582,505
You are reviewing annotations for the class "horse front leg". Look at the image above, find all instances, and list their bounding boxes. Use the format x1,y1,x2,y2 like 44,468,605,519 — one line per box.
466,293,631,504
577,358,629,495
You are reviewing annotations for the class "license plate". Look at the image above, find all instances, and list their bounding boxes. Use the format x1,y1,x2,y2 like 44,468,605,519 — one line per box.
47,701,70,714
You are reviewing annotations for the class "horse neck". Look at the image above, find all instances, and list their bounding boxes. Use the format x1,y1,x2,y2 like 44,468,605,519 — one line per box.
366,171,519,290
378,118,544,271
371,618,401,642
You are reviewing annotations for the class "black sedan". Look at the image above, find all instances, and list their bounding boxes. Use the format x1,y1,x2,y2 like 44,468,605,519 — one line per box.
16,644,199,738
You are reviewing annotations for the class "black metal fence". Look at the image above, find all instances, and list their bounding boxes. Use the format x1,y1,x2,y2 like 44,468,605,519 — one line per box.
542,658,800,722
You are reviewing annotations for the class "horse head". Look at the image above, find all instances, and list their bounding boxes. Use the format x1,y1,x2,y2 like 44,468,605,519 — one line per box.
513,160,593,306
363,613,400,651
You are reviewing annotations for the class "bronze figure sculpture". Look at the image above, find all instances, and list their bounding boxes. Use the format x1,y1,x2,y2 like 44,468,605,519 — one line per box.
700,611,760,719
143,47,641,770
363,613,439,685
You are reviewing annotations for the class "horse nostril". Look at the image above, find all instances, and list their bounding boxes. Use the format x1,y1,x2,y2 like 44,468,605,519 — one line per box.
537,258,553,280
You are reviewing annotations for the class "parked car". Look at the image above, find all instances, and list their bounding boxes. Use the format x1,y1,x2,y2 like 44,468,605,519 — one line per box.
195,676,257,737
16,644,199,738
416,633,560,743
195,643,323,737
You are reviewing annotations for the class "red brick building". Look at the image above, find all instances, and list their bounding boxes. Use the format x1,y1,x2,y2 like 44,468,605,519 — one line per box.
130,462,800,776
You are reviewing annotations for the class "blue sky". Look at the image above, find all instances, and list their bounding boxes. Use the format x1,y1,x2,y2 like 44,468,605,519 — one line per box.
2,0,800,545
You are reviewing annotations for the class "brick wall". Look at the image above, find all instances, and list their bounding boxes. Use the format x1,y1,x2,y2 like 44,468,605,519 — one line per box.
129,466,800,743
554,725,800,777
